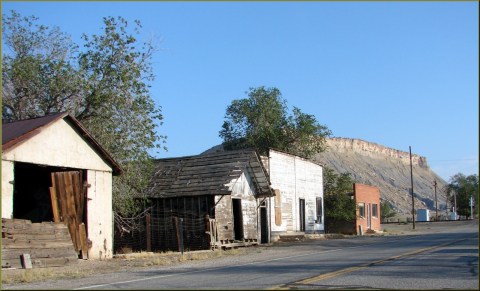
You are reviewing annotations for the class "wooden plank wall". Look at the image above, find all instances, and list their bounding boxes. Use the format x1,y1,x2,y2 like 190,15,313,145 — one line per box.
215,195,234,241
1,218,78,268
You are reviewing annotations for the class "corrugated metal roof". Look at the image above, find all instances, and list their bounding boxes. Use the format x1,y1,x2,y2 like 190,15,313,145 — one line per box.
2,112,68,148
143,149,274,199
2,112,122,175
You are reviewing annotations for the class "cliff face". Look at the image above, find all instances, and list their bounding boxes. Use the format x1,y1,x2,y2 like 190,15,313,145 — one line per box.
314,138,448,217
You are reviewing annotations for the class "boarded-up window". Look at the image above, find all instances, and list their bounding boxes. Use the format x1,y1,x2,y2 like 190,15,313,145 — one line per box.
316,197,323,224
274,189,282,226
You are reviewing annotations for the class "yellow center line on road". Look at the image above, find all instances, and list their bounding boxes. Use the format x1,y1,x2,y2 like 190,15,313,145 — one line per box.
268,238,467,290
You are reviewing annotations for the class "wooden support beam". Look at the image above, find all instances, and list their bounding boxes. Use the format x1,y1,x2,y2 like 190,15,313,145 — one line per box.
49,186,60,223
78,223,89,259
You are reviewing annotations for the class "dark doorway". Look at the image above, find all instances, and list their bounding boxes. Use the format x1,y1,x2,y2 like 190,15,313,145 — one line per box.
260,205,268,244
13,162,86,223
232,198,244,241
299,198,306,232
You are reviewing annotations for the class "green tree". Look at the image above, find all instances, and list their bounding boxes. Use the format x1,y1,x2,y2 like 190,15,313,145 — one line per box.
2,11,166,215
323,167,356,233
2,11,81,121
445,173,478,218
380,200,396,222
219,86,331,158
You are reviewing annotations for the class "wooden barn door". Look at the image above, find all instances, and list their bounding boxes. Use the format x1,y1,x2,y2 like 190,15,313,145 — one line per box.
49,171,89,259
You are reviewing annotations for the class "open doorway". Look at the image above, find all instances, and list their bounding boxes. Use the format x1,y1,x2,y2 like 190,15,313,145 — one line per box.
299,198,306,232
260,202,268,244
13,162,86,224
232,198,244,241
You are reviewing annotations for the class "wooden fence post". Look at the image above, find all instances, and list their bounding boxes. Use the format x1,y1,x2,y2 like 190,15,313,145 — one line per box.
179,218,184,255
146,213,151,252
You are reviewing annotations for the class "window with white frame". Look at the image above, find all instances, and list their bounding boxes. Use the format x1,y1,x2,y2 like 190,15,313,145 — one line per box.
358,202,365,218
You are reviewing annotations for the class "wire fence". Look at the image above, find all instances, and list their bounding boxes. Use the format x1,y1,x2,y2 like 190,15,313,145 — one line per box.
114,198,214,253
114,208,150,253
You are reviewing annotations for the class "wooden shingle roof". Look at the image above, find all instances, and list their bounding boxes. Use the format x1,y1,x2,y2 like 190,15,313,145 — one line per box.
144,149,274,198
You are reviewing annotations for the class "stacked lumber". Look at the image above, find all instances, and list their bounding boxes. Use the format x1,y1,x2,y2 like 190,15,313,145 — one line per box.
1,218,78,269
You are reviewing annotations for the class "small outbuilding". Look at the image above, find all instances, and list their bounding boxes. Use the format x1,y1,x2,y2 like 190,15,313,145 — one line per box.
2,112,122,262
134,149,274,252
417,209,430,222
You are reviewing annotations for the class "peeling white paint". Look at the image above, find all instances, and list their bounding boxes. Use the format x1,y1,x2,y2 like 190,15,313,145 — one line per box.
1,160,14,218
2,118,114,260
266,150,324,238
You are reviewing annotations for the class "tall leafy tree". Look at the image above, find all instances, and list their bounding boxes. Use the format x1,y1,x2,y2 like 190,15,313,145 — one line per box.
76,16,165,214
2,11,166,215
2,11,81,121
445,173,478,218
323,167,356,233
219,86,331,158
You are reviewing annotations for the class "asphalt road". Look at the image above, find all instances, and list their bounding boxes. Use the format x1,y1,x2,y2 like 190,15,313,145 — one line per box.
4,221,478,290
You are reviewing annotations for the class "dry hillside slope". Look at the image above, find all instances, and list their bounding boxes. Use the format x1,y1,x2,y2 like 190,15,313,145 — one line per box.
314,138,448,217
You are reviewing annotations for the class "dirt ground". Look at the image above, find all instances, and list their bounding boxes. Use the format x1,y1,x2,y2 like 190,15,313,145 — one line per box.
2,220,477,285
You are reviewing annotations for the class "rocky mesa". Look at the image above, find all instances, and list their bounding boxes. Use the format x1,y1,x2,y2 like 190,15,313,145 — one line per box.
314,138,448,217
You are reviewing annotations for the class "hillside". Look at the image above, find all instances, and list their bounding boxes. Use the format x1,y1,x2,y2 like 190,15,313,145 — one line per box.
203,138,449,218
314,138,448,217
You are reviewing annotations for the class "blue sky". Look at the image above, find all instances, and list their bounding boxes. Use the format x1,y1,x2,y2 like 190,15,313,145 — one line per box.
2,1,478,182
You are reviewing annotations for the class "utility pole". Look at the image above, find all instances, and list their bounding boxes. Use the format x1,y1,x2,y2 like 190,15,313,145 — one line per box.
453,189,457,220
434,180,438,221
409,146,415,229
446,193,448,219
470,195,474,220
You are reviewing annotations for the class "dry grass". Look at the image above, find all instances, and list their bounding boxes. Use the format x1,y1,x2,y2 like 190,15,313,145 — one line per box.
1,247,249,285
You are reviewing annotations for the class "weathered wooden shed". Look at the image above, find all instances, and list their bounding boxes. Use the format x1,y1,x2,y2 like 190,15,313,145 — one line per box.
261,149,324,241
2,112,122,264
139,149,274,252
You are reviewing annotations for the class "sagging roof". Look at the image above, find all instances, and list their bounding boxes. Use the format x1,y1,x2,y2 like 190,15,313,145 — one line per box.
2,112,122,175
143,149,274,199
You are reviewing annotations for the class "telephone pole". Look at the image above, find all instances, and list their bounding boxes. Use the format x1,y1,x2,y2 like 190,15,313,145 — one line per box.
434,180,438,221
409,146,415,229
453,188,457,220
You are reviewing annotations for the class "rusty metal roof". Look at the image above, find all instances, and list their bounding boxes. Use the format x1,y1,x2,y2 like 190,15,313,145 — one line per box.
2,112,122,175
143,149,274,199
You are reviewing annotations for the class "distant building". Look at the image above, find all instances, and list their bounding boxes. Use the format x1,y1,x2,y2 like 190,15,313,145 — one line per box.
326,183,381,235
354,183,381,234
